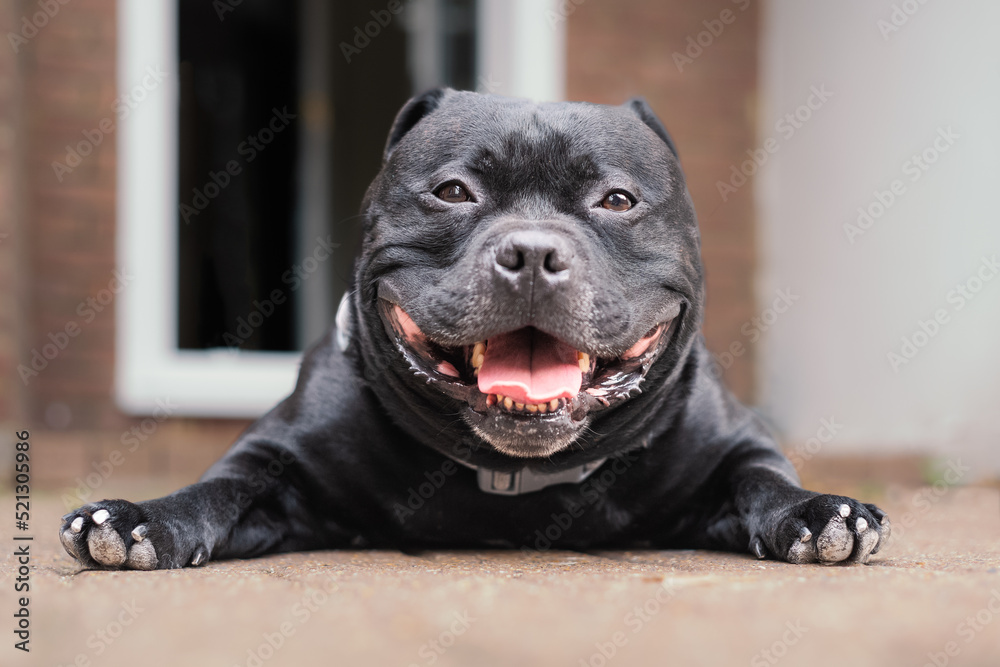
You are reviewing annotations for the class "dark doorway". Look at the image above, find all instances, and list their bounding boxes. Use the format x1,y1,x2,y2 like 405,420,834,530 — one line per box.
177,0,477,352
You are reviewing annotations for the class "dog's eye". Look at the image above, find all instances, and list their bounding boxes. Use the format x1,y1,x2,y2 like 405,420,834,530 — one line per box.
435,183,471,203
601,191,635,212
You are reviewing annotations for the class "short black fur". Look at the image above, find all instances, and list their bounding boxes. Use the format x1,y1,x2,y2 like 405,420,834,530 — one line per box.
60,90,889,569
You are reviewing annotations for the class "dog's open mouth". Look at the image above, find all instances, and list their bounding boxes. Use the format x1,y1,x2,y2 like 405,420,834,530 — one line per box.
377,299,678,420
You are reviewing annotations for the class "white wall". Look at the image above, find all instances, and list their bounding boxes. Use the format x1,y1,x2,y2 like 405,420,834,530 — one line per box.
757,0,1000,476
477,0,566,101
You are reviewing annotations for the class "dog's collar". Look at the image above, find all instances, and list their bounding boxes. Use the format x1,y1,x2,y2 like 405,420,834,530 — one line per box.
338,292,611,495
445,453,608,496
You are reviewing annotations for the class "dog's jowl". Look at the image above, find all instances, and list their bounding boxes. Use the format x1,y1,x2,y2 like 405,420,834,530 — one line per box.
60,90,889,569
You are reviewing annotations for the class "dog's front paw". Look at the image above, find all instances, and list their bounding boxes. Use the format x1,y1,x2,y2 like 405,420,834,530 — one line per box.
59,500,207,571
752,495,890,565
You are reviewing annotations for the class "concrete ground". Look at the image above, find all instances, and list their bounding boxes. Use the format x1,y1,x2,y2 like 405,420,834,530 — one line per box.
2,473,999,667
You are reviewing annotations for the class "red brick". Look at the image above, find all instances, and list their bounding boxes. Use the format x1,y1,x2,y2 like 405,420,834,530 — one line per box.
568,0,759,402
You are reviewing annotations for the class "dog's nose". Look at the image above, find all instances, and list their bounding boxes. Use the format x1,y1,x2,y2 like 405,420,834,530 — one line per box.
494,230,574,280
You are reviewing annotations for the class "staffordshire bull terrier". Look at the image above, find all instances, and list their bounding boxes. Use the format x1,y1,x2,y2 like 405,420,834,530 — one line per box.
60,89,889,569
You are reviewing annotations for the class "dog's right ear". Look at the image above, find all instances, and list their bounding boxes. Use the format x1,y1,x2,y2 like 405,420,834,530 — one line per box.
383,88,449,162
625,97,679,159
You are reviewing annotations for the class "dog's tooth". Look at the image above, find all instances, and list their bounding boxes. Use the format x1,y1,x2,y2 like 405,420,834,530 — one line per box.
537,402,548,413
578,352,590,373
503,396,513,410
486,394,497,407
526,403,538,413
515,402,525,411
549,399,560,411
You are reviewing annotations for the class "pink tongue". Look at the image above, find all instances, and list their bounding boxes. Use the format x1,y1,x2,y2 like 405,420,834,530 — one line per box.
477,328,582,404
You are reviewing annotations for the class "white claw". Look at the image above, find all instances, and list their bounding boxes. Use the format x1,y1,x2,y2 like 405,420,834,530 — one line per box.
838,504,851,518
131,525,147,542
856,517,868,533
92,509,110,525
799,526,812,543
71,517,84,533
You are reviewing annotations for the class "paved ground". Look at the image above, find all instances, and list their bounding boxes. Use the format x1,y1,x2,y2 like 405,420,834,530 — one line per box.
2,476,999,667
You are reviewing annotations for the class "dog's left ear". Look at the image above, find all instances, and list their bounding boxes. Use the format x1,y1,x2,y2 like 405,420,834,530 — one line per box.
384,88,449,161
625,97,679,159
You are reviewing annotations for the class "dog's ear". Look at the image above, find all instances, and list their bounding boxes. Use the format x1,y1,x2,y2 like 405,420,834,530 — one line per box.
384,88,449,161
625,97,679,159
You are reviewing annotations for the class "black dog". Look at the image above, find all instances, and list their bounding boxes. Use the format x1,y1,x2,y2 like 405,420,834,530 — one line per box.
60,90,889,570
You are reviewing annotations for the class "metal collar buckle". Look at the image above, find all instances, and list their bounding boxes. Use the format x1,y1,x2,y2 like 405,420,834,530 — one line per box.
475,458,607,496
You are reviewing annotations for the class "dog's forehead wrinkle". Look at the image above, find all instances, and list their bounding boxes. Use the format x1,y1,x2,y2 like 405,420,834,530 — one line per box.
417,102,676,211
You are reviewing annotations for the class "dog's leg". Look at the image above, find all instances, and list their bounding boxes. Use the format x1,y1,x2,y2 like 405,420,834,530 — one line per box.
58,443,331,570
721,445,891,565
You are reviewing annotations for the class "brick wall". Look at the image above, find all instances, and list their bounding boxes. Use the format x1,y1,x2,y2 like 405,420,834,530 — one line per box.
3,0,249,490
566,0,759,402
24,0,122,432
0,0,24,432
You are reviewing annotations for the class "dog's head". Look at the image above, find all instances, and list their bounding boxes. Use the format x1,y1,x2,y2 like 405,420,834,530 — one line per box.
354,89,704,461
